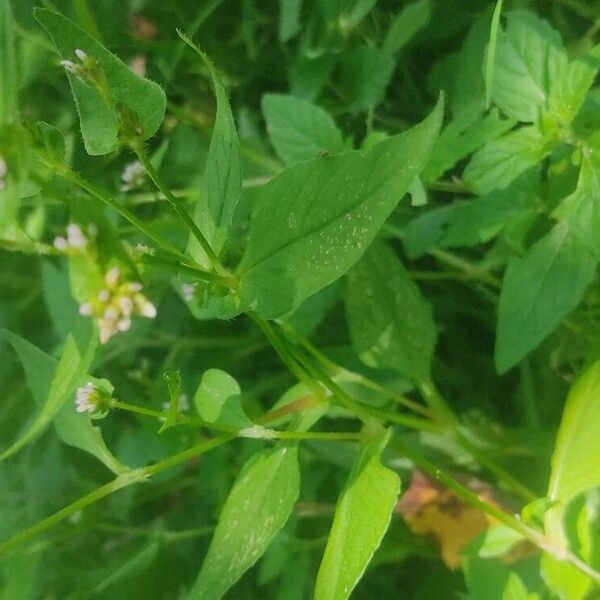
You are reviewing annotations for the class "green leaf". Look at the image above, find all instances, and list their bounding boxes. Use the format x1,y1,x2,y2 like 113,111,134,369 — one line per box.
178,32,242,261
382,0,431,55
345,242,436,382
338,45,395,113
262,94,346,166
278,0,302,42
193,368,253,429
187,444,300,599
423,108,514,183
237,98,443,319
314,430,400,600
34,8,166,155
464,125,550,194
548,44,600,126
491,11,567,122
485,0,504,109
495,224,596,373
0,329,128,474
339,0,378,34
0,0,18,124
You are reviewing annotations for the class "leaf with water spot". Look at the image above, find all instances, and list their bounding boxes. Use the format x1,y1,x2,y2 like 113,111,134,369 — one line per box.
237,97,443,318
345,242,436,382
186,443,300,599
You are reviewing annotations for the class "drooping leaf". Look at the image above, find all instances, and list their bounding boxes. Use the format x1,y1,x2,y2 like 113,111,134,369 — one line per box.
262,93,346,166
345,242,436,382
0,329,128,474
179,32,242,262
464,125,550,194
187,444,300,599
338,45,395,113
34,8,166,155
237,98,443,318
491,11,567,122
382,0,431,55
193,368,253,429
495,224,596,373
314,430,400,600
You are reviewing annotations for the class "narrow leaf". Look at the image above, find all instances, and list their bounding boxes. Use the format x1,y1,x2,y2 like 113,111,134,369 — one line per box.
187,444,300,599
382,0,431,55
345,242,436,382
0,0,18,124
314,430,400,600
495,224,596,373
485,0,504,108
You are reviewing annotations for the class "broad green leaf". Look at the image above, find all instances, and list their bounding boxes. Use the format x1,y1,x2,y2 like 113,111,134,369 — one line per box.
0,0,18,124
491,11,567,122
382,0,431,55
179,33,242,261
187,444,300,599
193,368,253,429
541,554,589,600
404,172,535,256
0,329,128,474
464,125,550,194
262,94,346,166
338,45,395,113
345,242,436,382
34,8,166,155
553,136,600,258
237,98,443,319
314,430,400,600
423,108,514,183
548,44,600,126
495,224,596,373
278,0,302,42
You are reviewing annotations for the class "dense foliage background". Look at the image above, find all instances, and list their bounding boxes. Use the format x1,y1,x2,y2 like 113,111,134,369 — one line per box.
1,0,600,598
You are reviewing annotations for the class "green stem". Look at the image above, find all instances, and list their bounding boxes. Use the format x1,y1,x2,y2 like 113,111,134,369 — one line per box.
418,380,458,426
130,140,224,275
0,435,232,554
394,438,600,585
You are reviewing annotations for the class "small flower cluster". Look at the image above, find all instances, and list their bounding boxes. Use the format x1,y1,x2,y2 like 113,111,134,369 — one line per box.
0,156,6,191
60,48,89,77
120,160,146,192
79,266,157,344
75,381,110,416
53,222,95,252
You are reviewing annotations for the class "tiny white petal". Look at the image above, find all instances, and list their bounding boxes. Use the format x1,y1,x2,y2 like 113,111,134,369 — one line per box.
140,301,157,318
0,157,6,178
118,296,134,316
104,307,118,321
53,236,68,250
105,266,121,288
75,48,87,61
67,223,87,249
79,303,93,316
99,320,114,344
117,317,131,332
129,282,143,293
60,59,76,71
98,290,110,302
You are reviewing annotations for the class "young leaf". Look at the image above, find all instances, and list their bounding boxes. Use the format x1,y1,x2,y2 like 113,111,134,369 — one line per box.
495,224,596,373
314,430,400,600
237,98,443,319
0,0,18,124
464,125,550,194
194,368,253,429
178,32,242,261
262,94,346,166
34,8,166,155
485,0,504,108
491,11,567,122
278,0,302,42
187,444,300,599
0,329,128,474
345,242,436,383
382,0,432,55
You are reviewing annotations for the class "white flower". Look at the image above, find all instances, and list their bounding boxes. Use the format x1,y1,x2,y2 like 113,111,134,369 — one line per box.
129,55,147,77
60,59,79,74
79,302,93,316
105,266,121,289
66,223,87,249
117,317,132,332
75,382,97,413
182,283,197,303
98,289,110,302
53,236,68,251
118,296,134,316
139,299,157,318
120,161,146,192
129,282,143,293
